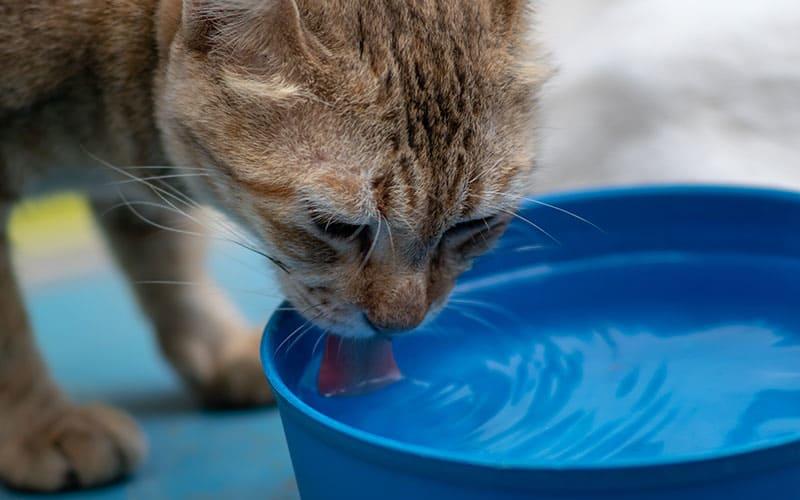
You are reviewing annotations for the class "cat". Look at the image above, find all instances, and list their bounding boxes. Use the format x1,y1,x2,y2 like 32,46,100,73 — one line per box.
0,0,546,491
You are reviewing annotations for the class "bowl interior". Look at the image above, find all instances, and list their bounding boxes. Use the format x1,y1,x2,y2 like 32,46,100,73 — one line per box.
265,186,800,469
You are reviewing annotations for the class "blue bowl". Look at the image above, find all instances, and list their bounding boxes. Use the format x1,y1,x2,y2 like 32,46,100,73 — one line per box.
262,185,800,499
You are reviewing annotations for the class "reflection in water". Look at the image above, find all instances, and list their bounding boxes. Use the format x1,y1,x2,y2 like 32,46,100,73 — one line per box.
295,257,800,466
301,324,800,465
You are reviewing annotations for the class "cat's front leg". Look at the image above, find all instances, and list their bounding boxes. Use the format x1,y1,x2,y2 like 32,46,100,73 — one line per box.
90,196,274,408
0,206,145,492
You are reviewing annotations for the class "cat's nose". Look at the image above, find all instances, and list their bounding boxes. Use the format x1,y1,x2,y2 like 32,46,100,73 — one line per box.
361,274,428,335
363,313,420,336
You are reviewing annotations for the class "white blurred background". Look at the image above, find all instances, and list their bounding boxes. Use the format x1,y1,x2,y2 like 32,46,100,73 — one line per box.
534,0,800,193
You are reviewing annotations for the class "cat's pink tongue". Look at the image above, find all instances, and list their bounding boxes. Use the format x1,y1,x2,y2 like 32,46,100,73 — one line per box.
318,335,401,397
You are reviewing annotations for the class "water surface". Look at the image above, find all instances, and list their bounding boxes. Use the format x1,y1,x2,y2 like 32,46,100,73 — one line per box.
297,254,800,466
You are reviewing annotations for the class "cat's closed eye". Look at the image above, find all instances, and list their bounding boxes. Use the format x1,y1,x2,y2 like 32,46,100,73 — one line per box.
444,215,509,254
446,215,502,237
312,213,367,241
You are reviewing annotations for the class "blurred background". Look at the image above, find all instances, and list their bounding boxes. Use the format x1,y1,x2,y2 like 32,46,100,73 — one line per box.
5,0,799,498
536,0,800,192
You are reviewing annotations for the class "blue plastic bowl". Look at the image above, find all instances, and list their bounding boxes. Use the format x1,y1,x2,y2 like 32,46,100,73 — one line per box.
262,185,800,500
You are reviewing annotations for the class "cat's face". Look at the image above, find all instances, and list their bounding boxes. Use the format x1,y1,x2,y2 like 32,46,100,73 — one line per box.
156,0,545,338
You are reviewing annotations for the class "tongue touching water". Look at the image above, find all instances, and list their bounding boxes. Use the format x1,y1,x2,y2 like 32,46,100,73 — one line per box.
297,254,800,466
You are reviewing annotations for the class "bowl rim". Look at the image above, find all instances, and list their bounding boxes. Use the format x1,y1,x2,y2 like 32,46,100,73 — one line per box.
262,183,800,484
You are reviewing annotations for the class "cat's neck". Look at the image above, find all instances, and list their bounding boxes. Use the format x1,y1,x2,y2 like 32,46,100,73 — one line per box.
84,0,168,166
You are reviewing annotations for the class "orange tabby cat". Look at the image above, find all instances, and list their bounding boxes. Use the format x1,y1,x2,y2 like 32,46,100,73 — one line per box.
0,0,546,491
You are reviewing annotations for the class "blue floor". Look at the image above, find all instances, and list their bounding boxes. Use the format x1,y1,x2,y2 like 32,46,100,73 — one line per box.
2,244,298,499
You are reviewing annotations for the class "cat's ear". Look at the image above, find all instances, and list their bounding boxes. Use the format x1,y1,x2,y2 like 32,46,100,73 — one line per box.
181,0,328,61
181,0,219,52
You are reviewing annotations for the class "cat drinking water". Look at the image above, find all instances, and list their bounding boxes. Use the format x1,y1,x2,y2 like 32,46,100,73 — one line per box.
0,0,545,491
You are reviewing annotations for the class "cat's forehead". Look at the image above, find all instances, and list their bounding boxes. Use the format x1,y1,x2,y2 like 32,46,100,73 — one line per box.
338,5,532,224
177,0,541,229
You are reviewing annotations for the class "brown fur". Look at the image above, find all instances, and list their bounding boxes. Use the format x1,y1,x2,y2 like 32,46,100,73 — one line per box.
0,0,546,491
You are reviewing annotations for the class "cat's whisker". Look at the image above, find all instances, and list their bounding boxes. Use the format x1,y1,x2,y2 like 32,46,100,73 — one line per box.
144,174,265,250
107,190,290,273
496,207,561,245
449,298,521,322
482,190,605,233
274,306,305,312
311,330,329,359
101,165,215,172
205,244,281,279
474,197,559,243
117,197,292,281
468,157,505,186
95,157,219,232
87,149,290,273
275,310,326,356
356,216,382,275
526,199,605,233
111,196,207,238
447,305,503,334
105,172,210,186
284,320,321,358
281,302,338,357
336,334,344,363
174,194,291,274
382,214,397,266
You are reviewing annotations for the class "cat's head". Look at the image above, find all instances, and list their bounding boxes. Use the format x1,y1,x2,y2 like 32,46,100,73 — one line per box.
155,0,546,337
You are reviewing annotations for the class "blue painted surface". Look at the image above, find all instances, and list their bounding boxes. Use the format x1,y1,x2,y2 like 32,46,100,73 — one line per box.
265,185,800,499
2,244,297,499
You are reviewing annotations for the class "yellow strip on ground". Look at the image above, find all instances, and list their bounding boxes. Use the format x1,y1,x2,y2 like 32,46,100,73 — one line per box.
8,193,98,256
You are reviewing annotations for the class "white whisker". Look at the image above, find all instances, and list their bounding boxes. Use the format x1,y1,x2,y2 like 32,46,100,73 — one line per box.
105,172,210,187
275,310,325,356
382,215,397,265
311,330,329,359
496,207,561,245
86,149,290,272
357,216,382,274
482,190,605,233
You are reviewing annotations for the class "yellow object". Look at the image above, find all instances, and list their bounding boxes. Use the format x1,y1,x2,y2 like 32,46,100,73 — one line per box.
8,193,98,256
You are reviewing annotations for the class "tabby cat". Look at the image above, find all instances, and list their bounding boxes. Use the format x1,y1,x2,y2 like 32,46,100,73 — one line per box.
0,0,545,491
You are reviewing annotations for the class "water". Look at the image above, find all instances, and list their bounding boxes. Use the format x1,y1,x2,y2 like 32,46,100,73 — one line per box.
296,254,800,466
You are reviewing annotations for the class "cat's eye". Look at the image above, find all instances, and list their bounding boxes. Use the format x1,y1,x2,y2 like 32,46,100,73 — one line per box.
447,215,500,236
314,219,366,240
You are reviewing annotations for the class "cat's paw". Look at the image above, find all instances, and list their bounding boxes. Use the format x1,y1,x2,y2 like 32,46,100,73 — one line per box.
0,403,146,492
195,333,275,409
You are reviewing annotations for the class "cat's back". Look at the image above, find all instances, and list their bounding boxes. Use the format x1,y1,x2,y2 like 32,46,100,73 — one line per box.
1,0,101,112
0,0,164,195
0,0,158,112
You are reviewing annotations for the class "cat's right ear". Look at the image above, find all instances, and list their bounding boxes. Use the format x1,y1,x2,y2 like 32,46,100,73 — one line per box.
180,0,328,62
181,0,219,52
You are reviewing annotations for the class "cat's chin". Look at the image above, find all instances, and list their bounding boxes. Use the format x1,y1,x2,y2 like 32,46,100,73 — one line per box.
321,319,379,340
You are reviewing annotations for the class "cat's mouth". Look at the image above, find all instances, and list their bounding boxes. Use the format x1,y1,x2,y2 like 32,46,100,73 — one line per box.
280,281,374,339
307,307,379,339
276,251,462,339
